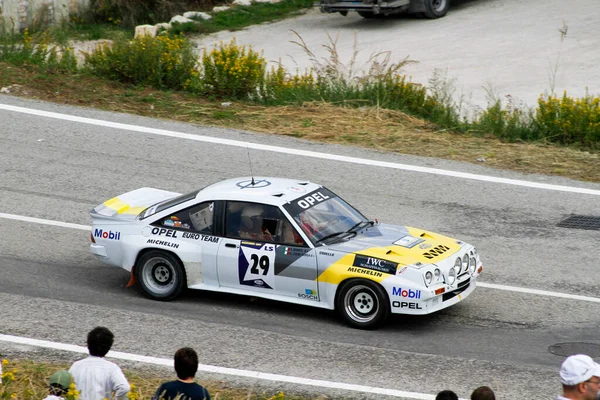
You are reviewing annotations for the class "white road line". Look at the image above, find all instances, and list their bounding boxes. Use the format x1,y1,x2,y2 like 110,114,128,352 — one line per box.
0,334,451,400
0,212,90,231
1,102,600,196
2,211,600,305
477,282,600,303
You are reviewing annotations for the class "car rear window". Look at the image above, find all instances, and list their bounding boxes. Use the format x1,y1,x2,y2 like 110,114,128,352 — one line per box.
139,190,199,220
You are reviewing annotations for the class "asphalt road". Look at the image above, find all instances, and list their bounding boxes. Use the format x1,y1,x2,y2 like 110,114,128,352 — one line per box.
1,95,600,399
194,0,600,109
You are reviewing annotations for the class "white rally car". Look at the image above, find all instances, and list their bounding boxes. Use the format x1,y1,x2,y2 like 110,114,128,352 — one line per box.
90,177,482,329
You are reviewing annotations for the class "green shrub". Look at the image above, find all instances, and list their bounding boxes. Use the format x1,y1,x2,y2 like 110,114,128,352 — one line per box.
84,34,198,90
535,92,600,148
200,38,266,99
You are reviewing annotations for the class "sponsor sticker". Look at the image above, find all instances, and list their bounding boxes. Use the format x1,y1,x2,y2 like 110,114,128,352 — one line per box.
393,236,424,248
352,255,397,275
146,239,179,249
151,227,178,238
94,229,121,241
347,266,383,278
392,301,423,309
392,287,421,299
298,289,318,301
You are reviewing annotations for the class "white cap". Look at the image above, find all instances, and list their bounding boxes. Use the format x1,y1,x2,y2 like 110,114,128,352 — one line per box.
560,354,600,385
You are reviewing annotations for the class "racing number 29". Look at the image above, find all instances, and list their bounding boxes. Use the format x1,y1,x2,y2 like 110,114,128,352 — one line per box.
250,254,269,275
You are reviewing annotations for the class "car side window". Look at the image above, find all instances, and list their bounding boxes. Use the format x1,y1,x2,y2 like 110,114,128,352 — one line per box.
158,201,214,234
225,201,306,246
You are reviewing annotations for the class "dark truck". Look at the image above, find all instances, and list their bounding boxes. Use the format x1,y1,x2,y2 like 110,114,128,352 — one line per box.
319,0,449,19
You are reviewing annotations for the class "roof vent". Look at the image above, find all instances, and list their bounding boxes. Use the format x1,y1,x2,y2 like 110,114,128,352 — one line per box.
272,193,285,197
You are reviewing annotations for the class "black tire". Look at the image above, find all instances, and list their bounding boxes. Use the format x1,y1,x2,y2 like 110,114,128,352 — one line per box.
335,279,390,329
421,0,449,19
357,11,381,19
135,250,186,301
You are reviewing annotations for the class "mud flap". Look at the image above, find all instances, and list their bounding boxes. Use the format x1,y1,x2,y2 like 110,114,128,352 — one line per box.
126,267,137,288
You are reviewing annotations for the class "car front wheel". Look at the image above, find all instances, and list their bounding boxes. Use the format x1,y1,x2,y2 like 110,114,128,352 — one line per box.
336,279,389,329
135,250,185,301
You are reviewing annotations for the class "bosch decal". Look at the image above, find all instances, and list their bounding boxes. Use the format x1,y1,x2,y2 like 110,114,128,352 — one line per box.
94,229,121,240
352,255,397,275
151,227,178,238
392,301,423,309
298,289,318,301
392,287,421,299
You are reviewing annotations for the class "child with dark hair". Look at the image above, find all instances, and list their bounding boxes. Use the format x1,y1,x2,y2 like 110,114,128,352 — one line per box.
43,370,73,400
436,390,459,400
69,326,130,400
153,348,210,400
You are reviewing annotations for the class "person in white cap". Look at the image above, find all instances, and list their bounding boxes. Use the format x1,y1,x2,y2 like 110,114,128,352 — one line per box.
558,354,600,400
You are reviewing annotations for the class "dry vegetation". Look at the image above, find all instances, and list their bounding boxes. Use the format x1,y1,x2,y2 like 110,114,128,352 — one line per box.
1,62,599,183
0,358,310,400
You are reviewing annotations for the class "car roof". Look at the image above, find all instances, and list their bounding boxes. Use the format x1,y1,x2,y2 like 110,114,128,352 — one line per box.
196,177,323,206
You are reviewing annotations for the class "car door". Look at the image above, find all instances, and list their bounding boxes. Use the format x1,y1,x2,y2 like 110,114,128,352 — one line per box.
217,201,320,301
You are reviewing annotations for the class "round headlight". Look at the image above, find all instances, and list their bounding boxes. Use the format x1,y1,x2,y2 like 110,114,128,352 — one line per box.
462,254,469,273
447,267,456,285
425,271,433,285
469,257,476,273
434,268,441,281
454,257,462,274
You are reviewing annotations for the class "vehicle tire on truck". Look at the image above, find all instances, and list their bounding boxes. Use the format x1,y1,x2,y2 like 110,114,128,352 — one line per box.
320,0,451,20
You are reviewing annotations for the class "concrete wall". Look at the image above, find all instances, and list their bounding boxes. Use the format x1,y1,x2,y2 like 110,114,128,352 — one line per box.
1,0,89,31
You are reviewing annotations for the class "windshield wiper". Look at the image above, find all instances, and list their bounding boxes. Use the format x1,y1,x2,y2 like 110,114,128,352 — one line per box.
346,220,374,233
315,231,348,244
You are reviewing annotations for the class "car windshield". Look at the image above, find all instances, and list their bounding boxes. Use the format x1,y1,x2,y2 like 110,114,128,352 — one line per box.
283,188,368,244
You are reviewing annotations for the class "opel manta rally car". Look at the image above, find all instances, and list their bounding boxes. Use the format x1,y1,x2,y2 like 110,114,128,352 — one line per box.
90,177,482,329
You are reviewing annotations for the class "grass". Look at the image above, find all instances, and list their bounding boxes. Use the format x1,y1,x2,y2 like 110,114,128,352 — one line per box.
182,0,315,34
1,61,599,183
0,358,313,400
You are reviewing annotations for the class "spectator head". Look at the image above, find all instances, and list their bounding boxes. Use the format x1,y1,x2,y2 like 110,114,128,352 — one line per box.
471,386,495,400
560,354,600,400
174,347,199,380
49,370,73,396
436,390,459,400
87,326,114,357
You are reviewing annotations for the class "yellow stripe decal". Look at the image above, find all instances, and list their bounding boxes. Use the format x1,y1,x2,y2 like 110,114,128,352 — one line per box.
103,197,131,214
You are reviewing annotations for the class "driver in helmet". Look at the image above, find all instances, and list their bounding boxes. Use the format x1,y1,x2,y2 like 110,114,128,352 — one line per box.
239,204,273,242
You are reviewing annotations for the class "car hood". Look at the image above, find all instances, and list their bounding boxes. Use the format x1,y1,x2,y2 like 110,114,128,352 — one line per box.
325,223,461,266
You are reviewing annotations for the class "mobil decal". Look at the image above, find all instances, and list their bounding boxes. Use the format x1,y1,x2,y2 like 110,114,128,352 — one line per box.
392,287,421,299
94,229,121,240
352,255,398,275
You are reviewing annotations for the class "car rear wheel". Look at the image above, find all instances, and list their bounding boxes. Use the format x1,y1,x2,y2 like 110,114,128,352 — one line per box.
357,11,380,18
336,279,389,329
420,0,449,18
135,250,185,301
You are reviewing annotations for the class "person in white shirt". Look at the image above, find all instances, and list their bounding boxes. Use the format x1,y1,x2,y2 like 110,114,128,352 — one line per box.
557,354,600,400
43,370,73,400
69,326,130,400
